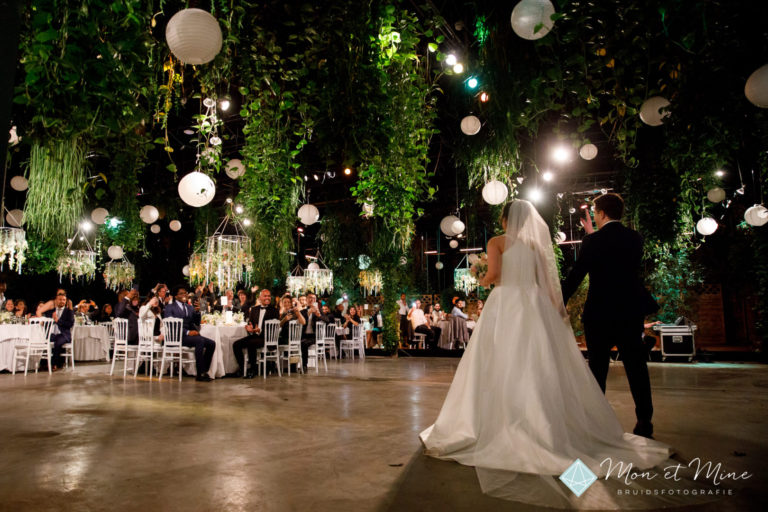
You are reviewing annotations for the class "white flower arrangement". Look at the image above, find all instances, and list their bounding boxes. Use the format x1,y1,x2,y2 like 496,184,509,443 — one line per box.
57,250,97,282
0,311,14,324
201,311,245,326
104,260,135,291
0,227,28,274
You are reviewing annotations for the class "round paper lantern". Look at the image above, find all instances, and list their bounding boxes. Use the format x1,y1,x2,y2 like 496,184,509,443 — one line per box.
639,96,671,126
511,0,555,40
745,205,768,227
696,217,718,236
10,176,28,191
107,246,124,260
297,204,320,226
150,224,161,234
745,64,768,108
139,205,159,224
169,220,182,231
90,207,109,225
579,143,598,160
307,262,320,271
182,265,190,277
452,219,465,234
555,231,567,243
460,115,482,135
6,209,23,227
165,8,222,65
440,215,461,236
449,240,459,249
482,180,508,205
706,187,726,203
435,261,444,270
178,171,216,207
224,159,245,179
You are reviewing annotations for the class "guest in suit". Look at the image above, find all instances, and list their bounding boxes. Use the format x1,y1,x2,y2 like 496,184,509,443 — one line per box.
232,289,279,379
300,292,323,371
152,283,169,314
163,284,216,382
40,292,75,370
115,289,140,345
216,289,236,312
562,193,658,438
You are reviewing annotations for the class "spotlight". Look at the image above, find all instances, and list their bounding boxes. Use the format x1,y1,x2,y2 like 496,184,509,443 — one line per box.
243,218,252,226
80,221,93,232
453,63,464,74
219,99,231,111
235,205,244,214
551,145,571,164
479,91,490,102
445,53,457,66
467,77,478,89
542,171,554,182
715,169,725,178
344,167,352,175
527,188,543,202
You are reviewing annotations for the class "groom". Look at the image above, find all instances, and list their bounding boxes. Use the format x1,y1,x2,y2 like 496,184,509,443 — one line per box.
562,193,657,438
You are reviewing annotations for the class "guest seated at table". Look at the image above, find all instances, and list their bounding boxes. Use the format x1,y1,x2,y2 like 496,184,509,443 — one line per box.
431,302,444,324
424,304,436,325
95,303,114,322
232,289,279,379
4,299,15,313
300,293,323,371
215,289,236,312
14,299,30,320
279,294,306,340
333,304,344,322
342,306,361,332
116,289,140,345
408,300,441,350
75,301,95,324
139,295,165,343
233,289,250,315
319,303,335,324
38,291,75,371
366,304,384,348
298,294,307,312
472,299,484,320
152,283,170,313
451,299,469,320
164,284,216,382
197,284,213,314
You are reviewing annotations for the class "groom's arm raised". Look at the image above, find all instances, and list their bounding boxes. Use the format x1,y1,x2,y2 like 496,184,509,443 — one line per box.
561,235,594,305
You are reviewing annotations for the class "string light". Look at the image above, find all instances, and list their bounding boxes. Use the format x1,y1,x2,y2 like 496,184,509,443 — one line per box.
344,168,352,175
453,63,464,74
445,53,457,66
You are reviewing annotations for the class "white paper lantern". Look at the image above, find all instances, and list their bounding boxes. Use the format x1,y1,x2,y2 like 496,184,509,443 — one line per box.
555,231,567,243
90,207,109,225
224,159,245,179
298,204,320,225
639,96,671,126
460,115,482,135
10,176,28,191
745,205,768,227
435,261,444,270
139,205,159,224
150,224,161,234
696,217,718,236
452,219,465,234
178,171,216,207
6,209,23,227
579,143,598,160
107,245,124,260
449,239,459,249
440,215,461,236
182,265,190,276
165,8,222,65
511,0,555,40
307,262,320,271
482,180,508,205
169,220,182,231
706,187,726,203
745,64,768,108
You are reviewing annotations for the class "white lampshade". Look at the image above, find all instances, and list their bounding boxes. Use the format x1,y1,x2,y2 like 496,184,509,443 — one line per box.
182,264,190,276
452,219,465,234
178,171,216,207
706,187,726,203
10,176,28,191
745,205,768,227
460,115,482,135
169,220,182,232
745,64,768,108
639,96,671,126
307,262,320,270
107,245,124,260
579,143,598,160
482,180,508,205
150,224,161,234
6,209,23,227
440,215,461,236
90,207,109,225
139,205,159,224
696,217,718,236
435,261,444,270
225,159,245,179
165,8,222,65
511,0,555,40
298,204,320,225
555,231,567,243
449,239,459,249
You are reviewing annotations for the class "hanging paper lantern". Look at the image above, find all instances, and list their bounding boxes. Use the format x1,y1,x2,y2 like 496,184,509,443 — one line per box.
178,171,216,207
297,204,320,225
90,207,109,225
452,219,465,234
555,231,567,243
449,239,459,249
182,264,190,277
169,220,182,231
435,261,444,270
639,96,671,126
745,64,768,108
307,262,320,271
440,215,461,236
139,205,159,224
696,217,718,236
165,8,222,65
107,245,124,260
224,159,245,179
510,0,555,40
10,176,28,191
745,205,768,227
579,143,598,160
150,224,161,234
482,180,508,205
6,209,23,227
706,187,726,203
460,115,482,135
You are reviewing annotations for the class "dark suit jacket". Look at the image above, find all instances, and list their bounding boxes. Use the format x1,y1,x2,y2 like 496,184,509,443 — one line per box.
162,300,201,335
44,307,75,341
562,221,656,324
115,298,139,342
246,305,279,338
300,307,323,338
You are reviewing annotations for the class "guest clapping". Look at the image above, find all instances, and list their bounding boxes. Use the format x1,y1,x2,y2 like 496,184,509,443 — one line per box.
163,285,216,382
232,289,279,379
343,306,361,330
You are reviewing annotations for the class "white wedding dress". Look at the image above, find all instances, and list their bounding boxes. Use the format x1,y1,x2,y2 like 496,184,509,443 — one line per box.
419,201,707,509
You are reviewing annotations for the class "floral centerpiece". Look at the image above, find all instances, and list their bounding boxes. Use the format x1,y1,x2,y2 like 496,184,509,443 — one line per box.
201,311,245,326
0,227,27,274
57,249,97,282
0,311,15,324
104,260,135,291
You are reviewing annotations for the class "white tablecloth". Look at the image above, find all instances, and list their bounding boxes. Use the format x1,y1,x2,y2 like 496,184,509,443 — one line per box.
199,323,248,379
72,325,110,361
0,324,33,372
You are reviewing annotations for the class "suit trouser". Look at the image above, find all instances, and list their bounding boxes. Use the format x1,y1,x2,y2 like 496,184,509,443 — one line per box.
583,317,653,424
232,335,264,372
182,335,215,376
399,315,409,342
414,325,441,349
51,333,69,367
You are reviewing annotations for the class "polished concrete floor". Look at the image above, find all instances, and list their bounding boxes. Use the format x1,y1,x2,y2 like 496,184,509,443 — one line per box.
0,358,766,511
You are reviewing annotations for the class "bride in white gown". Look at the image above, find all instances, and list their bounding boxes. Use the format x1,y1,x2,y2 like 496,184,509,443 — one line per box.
419,200,698,509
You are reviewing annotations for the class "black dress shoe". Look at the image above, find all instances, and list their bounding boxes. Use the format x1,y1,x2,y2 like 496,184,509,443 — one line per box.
244,372,255,379
195,373,213,382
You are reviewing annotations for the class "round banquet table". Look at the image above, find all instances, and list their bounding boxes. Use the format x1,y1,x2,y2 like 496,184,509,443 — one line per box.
0,324,33,372
199,323,248,378
437,320,453,349
72,325,110,361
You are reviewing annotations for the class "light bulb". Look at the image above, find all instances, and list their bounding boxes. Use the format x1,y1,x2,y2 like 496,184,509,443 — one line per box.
445,53,457,66
344,168,352,175
542,171,554,182
551,145,571,164
219,99,230,111
528,188,543,202
453,63,464,74
467,77,478,89
243,219,252,226
235,205,244,214
479,92,489,102
80,221,92,232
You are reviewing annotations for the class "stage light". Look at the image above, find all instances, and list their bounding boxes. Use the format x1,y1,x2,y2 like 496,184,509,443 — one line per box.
467,77,478,89
528,188,543,202
344,167,352,175
445,53,457,66
453,63,464,74
551,145,571,164
542,171,554,182
479,91,489,102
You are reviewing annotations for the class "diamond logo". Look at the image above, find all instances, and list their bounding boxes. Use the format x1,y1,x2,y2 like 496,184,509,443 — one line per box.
559,459,598,497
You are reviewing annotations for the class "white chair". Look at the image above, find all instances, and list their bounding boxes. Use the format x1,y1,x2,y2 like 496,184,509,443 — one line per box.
349,324,366,360
109,318,138,377
339,325,357,360
324,323,338,360
280,320,303,375
99,321,114,361
60,333,76,371
411,333,426,349
158,318,196,381
307,322,328,373
135,319,162,378
13,317,54,375
257,320,281,378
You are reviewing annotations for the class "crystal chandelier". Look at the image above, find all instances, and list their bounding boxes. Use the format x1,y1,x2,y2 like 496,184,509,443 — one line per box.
358,269,383,296
57,228,97,282
189,208,253,292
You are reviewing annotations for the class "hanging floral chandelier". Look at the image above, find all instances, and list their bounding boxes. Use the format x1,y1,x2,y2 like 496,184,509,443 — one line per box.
188,209,253,292
285,265,306,296
303,252,333,295
358,269,383,296
57,226,97,282
0,226,27,274
454,253,479,294
104,259,135,291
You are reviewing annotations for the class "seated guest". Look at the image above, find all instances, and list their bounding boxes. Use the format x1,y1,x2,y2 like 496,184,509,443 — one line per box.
233,289,250,315
153,283,170,312
116,289,140,344
333,304,344,321
216,289,236,312
14,299,30,320
432,302,444,324
451,299,469,320
366,304,384,348
298,294,307,312
424,304,436,325
75,300,96,324
96,303,114,322
473,299,484,320
342,305,361,332
139,295,165,343
163,284,216,382
38,291,75,370
198,284,213,314
4,299,14,313
319,303,335,324
300,293,323,371
408,299,441,350
279,294,306,342
232,289,279,379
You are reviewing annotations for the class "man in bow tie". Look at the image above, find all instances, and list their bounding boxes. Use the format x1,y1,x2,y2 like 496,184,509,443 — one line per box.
232,288,279,378
163,284,216,382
